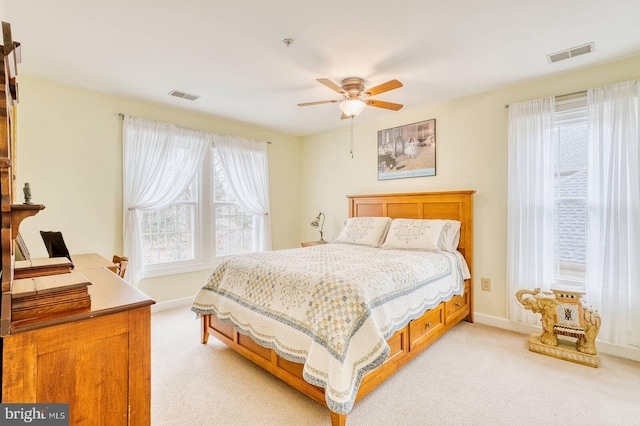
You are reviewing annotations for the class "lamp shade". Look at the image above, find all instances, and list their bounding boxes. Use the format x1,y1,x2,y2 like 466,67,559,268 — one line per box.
339,99,366,117
310,212,326,243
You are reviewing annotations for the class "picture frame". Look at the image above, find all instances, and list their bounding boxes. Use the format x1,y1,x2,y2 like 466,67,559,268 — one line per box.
15,233,30,261
377,119,436,180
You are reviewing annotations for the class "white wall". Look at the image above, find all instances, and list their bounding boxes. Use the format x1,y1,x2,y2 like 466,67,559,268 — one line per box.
15,54,640,321
15,75,302,303
298,54,640,320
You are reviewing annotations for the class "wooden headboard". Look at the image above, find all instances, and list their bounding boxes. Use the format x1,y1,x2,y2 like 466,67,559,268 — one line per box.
347,190,475,280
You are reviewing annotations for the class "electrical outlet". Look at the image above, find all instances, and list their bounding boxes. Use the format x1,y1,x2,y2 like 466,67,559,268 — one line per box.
481,278,491,291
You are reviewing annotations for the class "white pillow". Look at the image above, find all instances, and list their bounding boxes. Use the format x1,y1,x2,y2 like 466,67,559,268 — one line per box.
441,220,461,252
381,219,449,251
333,217,392,247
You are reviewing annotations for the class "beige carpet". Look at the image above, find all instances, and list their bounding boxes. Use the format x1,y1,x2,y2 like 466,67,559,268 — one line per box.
151,307,640,426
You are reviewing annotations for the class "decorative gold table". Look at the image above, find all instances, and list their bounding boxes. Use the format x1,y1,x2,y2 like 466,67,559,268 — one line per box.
515,288,601,367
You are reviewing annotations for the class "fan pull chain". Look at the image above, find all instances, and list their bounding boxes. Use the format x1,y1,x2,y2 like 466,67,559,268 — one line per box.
350,117,354,158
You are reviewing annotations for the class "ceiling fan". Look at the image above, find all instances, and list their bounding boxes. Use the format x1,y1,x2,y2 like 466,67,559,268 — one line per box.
298,77,403,119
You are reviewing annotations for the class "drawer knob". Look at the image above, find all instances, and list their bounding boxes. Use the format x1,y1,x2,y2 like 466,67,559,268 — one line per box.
426,322,432,328
456,303,461,307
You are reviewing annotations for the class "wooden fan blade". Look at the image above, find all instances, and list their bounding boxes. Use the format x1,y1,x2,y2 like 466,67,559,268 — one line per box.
298,100,339,107
366,99,403,111
317,78,346,94
364,79,403,97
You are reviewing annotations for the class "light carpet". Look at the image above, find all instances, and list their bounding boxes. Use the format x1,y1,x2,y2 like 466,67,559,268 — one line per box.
151,307,640,426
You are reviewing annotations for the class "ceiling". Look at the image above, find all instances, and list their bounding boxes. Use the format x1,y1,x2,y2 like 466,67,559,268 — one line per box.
4,0,640,137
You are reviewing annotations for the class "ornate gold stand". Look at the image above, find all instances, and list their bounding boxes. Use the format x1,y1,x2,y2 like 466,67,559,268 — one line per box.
516,288,600,368
528,332,599,368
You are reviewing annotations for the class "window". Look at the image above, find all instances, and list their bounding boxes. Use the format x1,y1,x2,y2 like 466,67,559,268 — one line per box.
123,116,271,284
508,82,640,347
212,151,255,256
553,97,588,288
141,147,257,276
141,182,197,265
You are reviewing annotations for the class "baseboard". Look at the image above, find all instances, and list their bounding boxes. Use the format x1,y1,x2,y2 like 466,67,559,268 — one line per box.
473,312,640,363
151,296,193,313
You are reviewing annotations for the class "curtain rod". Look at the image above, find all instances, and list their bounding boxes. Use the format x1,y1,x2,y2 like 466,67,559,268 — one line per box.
504,90,587,109
118,113,271,144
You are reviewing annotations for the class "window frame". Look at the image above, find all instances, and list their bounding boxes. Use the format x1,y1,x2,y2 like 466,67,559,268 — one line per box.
552,96,588,290
141,147,257,279
211,150,257,257
141,178,200,265
141,163,207,278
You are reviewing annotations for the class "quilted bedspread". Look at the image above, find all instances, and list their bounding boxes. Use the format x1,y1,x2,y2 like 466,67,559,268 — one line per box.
191,243,467,414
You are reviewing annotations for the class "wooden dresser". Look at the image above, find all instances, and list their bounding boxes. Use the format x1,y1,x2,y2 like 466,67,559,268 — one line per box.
2,262,155,425
0,23,155,425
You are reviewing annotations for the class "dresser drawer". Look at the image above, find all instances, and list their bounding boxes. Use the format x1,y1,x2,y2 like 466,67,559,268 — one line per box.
445,283,470,325
409,305,444,352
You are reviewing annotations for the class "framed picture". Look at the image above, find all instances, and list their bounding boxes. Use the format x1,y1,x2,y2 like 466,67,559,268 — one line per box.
15,233,30,261
377,119,436,180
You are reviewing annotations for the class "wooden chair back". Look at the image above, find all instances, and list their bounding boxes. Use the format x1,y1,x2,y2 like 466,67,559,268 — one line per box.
112,255,129,278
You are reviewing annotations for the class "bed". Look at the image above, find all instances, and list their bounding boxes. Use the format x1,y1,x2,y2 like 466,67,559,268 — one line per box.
192,190,474,425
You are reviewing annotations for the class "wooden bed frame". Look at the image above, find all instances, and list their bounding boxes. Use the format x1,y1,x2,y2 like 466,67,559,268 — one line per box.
199,190,475,425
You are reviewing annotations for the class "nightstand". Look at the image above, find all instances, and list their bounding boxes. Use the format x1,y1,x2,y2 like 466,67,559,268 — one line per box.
301,241,328,248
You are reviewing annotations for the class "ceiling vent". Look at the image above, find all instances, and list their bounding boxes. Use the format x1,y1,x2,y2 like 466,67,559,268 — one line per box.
168,90,200,101
547,42,595,64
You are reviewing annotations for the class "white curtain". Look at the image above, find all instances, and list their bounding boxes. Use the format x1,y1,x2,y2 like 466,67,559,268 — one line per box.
586,80,640,347
507,97,556,323
213,134,272,251
123,116,209,284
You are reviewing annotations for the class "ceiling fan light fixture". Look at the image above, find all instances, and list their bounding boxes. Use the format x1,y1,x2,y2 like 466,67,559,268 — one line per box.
339,99,366,118
298,77,403,120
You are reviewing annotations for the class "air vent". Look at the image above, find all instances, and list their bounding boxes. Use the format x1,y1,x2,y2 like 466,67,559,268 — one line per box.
168,90,200,101
547,42,595,64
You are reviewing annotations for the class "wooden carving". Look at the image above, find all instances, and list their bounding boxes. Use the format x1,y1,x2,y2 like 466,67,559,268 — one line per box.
515,288,601,361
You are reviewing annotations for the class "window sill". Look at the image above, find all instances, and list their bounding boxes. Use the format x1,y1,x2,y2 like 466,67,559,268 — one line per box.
143,260,223,279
